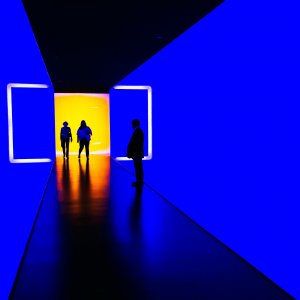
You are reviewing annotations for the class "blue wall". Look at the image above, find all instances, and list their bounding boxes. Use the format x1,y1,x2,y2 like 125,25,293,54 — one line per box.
111,0,300,298
0,1,55,299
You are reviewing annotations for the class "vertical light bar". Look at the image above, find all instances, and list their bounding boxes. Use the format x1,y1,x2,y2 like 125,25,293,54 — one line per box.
147,86,153,160
7,83,52,163
113,85,153,161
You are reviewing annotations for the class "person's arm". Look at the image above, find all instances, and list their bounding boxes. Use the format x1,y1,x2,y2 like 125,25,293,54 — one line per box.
127,132,137,158
60,128,63,141
127,140,132,158
69,128,73,142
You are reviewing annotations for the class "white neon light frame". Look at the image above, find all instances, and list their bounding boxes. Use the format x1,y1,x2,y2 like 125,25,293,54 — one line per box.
7,83,52,163
113,85,153,161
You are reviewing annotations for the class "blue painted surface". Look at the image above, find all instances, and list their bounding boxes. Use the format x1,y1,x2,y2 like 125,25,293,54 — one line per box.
111,0,300,298
0,1,54,299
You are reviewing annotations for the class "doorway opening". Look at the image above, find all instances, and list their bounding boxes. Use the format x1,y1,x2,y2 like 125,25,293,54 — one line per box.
54,93,110,157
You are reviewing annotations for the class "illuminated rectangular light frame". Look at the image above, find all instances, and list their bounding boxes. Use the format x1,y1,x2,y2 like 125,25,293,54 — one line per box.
7,83,52,163
113,85,152,160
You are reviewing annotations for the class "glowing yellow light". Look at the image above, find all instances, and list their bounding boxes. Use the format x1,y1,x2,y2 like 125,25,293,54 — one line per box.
55,93,110,156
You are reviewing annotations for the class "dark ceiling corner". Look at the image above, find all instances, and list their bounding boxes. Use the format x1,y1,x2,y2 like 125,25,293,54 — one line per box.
22,0,223,93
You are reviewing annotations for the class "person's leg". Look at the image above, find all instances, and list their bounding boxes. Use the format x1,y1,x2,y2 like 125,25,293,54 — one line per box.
133,157,143,185
65,139,70,158
85,141,90,158
61,140,66,157
78,140,84,158
137,158,143,183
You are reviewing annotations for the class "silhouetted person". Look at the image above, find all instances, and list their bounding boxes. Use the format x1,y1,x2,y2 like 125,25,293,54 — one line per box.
77,120,92,159
60,121,72,159
127,119,144,187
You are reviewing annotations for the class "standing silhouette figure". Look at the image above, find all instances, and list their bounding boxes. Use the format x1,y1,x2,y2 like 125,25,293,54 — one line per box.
60,121,72,159
127,119,144,187
77,120,92,159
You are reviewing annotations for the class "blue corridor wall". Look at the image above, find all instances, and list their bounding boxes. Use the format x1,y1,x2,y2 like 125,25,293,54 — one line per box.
0,1,55,299
111,0,300,298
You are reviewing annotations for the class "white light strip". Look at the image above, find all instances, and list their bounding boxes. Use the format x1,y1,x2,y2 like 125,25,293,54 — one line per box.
11,159,52,163
113,85,153,161
7,83,52,164
147,86,153,159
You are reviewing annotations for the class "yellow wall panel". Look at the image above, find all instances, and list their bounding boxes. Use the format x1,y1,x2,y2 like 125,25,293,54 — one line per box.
55,93,110,156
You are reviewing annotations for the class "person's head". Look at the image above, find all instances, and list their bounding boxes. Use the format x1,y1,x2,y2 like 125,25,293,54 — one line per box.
132,119,140,129
80,120,86,128
63,121,68,127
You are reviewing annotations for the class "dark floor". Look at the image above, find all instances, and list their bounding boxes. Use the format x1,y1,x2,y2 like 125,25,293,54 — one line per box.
10,156,293,300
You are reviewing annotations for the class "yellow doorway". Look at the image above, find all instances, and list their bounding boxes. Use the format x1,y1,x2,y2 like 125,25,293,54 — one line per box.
55,93,110,156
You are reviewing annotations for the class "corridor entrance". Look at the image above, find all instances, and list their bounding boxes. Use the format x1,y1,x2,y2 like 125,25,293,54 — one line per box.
54,93,110,157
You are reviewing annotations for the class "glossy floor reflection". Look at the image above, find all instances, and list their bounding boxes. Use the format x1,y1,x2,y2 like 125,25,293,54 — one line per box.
11,156,293,299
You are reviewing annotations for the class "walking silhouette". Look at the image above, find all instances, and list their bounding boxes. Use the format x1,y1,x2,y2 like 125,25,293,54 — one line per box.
77,120,92,159
60,121,72,158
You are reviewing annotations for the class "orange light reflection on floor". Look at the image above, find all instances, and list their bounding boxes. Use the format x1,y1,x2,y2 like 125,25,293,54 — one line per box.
55,155,110,223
